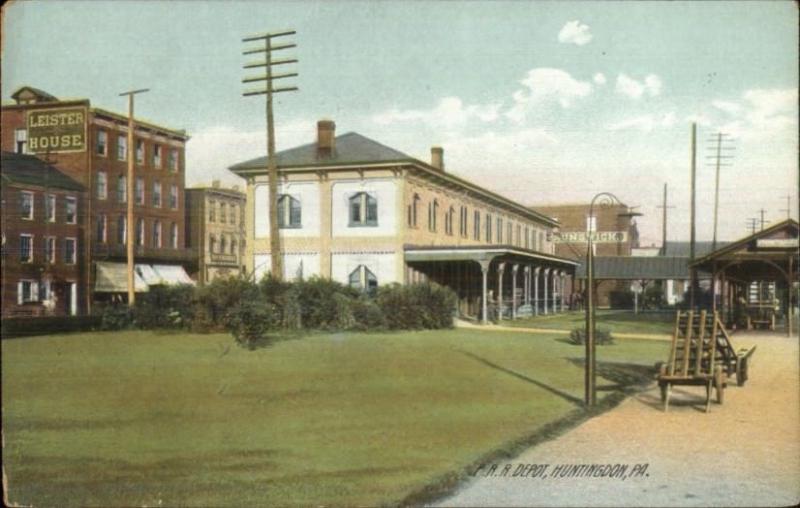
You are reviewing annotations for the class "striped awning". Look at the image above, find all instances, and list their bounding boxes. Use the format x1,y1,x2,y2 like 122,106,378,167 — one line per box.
95,262,149,293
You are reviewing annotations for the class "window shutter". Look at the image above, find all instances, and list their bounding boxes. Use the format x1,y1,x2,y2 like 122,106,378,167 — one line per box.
32,281,40,302
17,282,23,305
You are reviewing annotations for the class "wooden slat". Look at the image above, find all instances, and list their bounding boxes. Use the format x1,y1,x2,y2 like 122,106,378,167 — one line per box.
681,310,694,377
667,311,682,376
694,310,707,375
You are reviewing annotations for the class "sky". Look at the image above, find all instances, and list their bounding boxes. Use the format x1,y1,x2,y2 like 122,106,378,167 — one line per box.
2,0,797,246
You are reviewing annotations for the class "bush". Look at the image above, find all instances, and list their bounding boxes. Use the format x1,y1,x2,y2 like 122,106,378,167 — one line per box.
350,297,387,331
290,277,360,329
134,285,195,330
643,285,664,310
193,276,259,332
98,303,135,331
1,315,102,339
376,282,457,330
226,299,279,350
608,290,634,309
568,327,615,346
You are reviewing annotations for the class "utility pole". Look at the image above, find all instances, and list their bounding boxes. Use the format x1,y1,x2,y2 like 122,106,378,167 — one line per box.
119,88,149,306
242,30,298,281
706,132,734,251
779,195,791,220
689,123,698,309
656,183,675,255
746,218,758,235
758,208,769,231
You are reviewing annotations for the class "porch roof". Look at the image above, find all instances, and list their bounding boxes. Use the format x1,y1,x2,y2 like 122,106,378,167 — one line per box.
403,244,578,269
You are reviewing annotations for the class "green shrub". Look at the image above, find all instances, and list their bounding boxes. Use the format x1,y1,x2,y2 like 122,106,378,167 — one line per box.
350,297,387,331
0,315,102,338
376,282,457,330
193,276,259,332
643,285,664,309
134,285,195,329
290,277,360,329
98,303,135,331
226,299,280,350
568,327,615,345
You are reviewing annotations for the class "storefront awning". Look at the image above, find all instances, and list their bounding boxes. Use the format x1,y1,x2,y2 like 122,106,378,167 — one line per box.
152,264,196,286
95,262,149,293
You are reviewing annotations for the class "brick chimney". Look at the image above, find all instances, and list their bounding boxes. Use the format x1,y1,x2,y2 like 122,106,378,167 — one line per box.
431,146,444,171
317,120,336,158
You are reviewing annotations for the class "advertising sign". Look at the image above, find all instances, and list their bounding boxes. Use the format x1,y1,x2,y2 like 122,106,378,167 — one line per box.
26,107,88,153
553,230,628,244
756,238,798,249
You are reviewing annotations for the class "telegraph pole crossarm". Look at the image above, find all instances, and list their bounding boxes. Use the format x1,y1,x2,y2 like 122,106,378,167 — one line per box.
118,88,150,306
242,29,298,281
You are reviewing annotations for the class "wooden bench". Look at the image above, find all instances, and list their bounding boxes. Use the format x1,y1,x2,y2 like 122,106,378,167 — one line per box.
657,310,725,412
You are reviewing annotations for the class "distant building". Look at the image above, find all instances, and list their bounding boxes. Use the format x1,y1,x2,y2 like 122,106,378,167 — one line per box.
229,120,576,322
1,86,195,307
1,152,87,317
185,182,246,284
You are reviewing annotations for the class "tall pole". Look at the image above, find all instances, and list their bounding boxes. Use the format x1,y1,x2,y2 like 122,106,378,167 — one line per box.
758,208,768,231
242,30,298,281
657,183,674,255
706,131,734,251
712,132,722,251
119,88,149,306
689,123,697,309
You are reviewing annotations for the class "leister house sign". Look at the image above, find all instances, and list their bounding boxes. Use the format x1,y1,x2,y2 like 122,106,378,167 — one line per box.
26,106,87,153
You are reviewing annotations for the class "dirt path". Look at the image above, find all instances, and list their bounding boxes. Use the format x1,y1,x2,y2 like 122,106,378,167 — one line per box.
454,319,672,341
438,332,800,507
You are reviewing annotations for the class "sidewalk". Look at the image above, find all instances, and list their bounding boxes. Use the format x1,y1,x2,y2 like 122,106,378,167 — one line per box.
455,319,672,341
437,332,800,507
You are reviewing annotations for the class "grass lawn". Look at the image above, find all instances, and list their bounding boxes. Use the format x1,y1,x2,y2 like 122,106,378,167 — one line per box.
2,328,668,507
505,309,675,336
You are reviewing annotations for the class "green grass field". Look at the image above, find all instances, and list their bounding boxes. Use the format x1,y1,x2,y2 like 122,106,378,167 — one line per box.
2,328,668,507
506,309,675,336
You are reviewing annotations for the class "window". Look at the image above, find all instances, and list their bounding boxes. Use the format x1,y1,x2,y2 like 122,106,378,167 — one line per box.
152,144,162,169
506,222,512,244
348,265,378,294
135,177,144,205
97,215,107,243
170,222,178,248
65,197,77,224
586,215,597,233
485,214,492,243
135,139,144,165
220,235,227,255
20,234,33,263
97,171,107,199
45,237,56,263
516,225,522,246
208,200,216,222
277,194,301,228
230,239,237,255
230,204,237,224
460,206,468,237
152,220,162,248
20,191,34,220
46,194,56,223
64,238,76,264
117,134,127,160
445,206,455,235
136,218,145,246
15,129,28,154
18,280,39,304
220,202,227,223
473,211,481,240
348,192,378,227
117,216,127,244
428,200,438,232
170,185,178,210
168,148,179,172
538,232,544,251
152,181,162,208
525,226,530,249
209,234,217,254
496,217,503,243
96,130,107,156
408,193,420,228
117,175,127,202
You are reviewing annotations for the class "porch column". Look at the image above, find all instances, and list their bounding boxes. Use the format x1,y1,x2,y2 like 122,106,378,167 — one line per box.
552,270,558,314
543,268,550,315
534,267,541,316
523,266,530,305
560,271,567,312
497,262,506,321
512,264,519,319
478,259,491,325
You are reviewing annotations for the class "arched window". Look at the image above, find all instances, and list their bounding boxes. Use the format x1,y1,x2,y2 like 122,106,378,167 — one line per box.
209,234,217,254
349,192,378,227
220,235,227,255
446,206,455,235
408,193,421,227
428,199,439,232
348,265,378,294
152,220,162,248
230,239,237,255
277,194,302,228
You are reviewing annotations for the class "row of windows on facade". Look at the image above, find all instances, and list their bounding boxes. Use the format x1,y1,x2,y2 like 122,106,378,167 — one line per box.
95,173,179,209
18,191,78,223
15,128,181,171
408,195,550,250
95,216,180,249
272,192,378,229
207,234,243,256
16,279,68,304
16,234,77,265
207,200,241,225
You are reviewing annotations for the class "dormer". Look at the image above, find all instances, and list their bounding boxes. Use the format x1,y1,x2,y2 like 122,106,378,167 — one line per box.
11,86,58,105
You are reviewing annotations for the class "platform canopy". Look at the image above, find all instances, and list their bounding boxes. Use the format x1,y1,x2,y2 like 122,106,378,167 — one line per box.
574,256,696,280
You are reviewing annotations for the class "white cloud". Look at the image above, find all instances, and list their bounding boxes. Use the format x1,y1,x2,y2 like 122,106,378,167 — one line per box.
506,68,593,123
615,73,663,99
684,113,712,126
593,72,606,85
712,100,742,116
372,96,500,130
607,111,676,132
558,20,593,46
711,88,798,141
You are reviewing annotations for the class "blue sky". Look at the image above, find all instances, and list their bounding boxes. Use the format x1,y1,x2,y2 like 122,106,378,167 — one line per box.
2,0,797,244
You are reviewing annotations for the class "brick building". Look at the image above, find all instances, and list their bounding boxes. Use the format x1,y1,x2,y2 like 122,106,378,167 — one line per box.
185,182,246,284
229,120,576,323
534,203,641,307
1,86,194,308
1,152,87,317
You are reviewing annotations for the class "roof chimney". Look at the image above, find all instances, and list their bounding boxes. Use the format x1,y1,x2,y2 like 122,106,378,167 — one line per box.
317,120,336,158
431,146,444,171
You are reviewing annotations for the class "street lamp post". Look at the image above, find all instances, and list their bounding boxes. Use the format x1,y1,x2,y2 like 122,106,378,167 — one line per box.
585,192,641,407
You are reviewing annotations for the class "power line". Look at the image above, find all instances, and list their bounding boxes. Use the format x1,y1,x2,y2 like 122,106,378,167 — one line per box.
705,132,735,251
